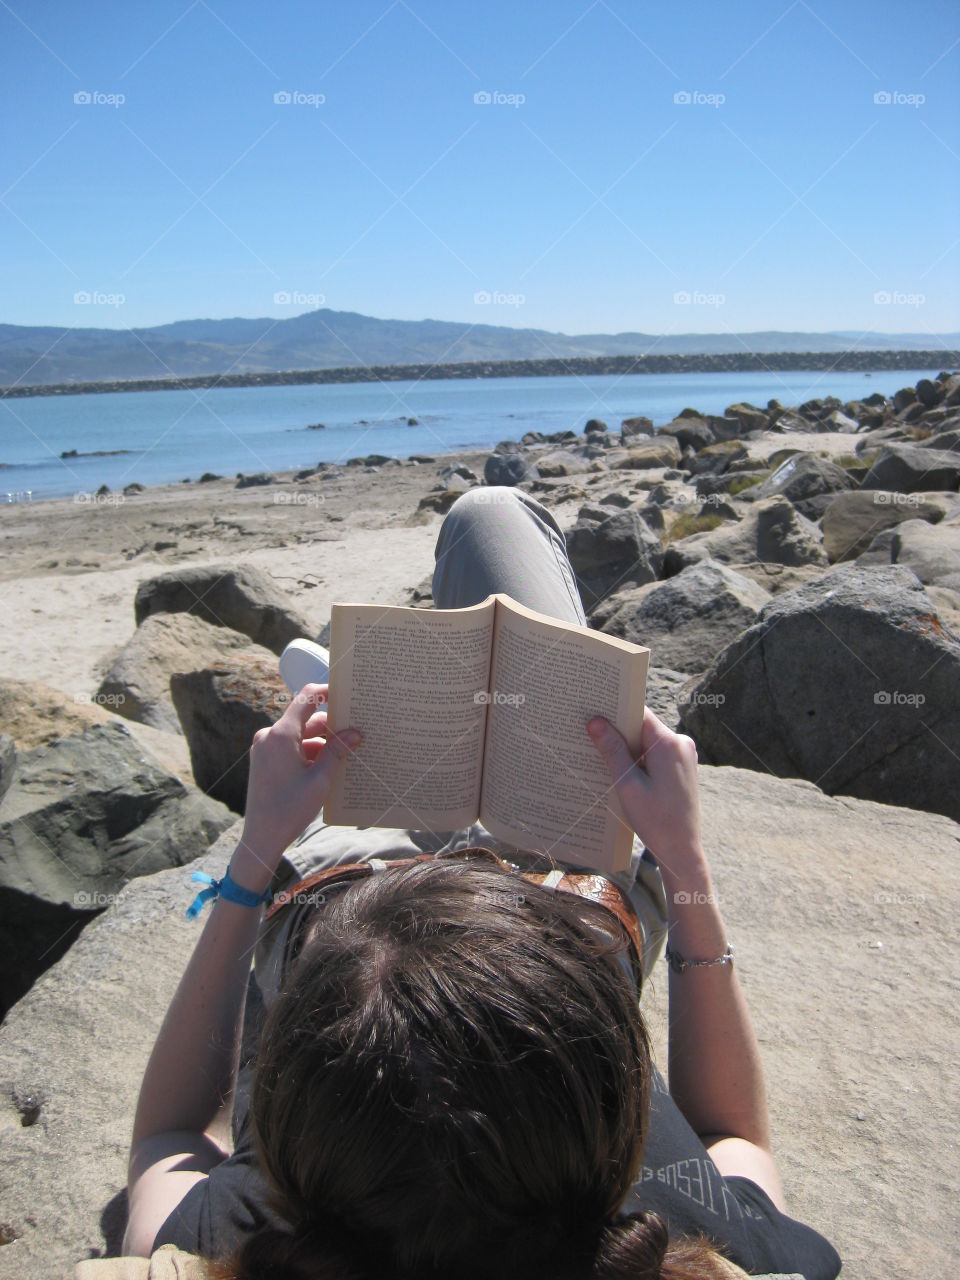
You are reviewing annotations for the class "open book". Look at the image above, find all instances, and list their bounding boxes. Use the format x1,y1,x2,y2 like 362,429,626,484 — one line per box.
323,593,649,874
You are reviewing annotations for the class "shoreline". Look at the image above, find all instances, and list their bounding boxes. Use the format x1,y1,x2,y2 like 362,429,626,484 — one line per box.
3,347,958,399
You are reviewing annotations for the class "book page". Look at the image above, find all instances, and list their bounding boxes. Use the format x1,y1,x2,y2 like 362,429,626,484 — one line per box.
322,596,496,832
479,594,649,874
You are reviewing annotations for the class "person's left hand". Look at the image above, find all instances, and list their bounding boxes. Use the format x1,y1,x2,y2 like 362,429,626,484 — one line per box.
234,683,361,886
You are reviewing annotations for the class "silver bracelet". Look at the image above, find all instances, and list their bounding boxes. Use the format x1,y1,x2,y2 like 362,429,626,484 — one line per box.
665,942,733,975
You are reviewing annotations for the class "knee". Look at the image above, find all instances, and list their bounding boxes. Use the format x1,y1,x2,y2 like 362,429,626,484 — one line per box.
444,486,522,522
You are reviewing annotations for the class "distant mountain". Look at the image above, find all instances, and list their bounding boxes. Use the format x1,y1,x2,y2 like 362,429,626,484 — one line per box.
0,308,957,387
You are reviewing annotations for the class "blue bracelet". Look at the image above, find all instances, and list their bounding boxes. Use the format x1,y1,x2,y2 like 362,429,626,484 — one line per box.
185,869,273,920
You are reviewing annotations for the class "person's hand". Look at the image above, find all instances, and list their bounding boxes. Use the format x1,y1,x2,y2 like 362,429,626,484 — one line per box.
235,684,361,885
586,708,702,865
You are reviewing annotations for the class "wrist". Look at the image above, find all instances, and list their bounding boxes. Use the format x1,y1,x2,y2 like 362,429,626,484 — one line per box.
229,836,282,895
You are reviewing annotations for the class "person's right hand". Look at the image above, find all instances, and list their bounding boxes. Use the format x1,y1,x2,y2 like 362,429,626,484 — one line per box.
586,708,703,864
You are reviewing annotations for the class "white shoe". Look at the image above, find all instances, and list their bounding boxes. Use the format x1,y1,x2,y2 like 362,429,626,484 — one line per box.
279,638,330,695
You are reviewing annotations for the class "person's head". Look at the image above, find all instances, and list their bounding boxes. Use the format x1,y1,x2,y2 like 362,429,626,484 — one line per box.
213,856,734,1280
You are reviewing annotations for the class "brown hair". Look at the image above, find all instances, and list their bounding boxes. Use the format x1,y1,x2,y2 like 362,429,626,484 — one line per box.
210,856,737,1280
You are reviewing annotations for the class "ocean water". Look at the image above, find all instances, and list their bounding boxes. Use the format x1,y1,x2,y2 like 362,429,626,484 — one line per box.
0,367,944,501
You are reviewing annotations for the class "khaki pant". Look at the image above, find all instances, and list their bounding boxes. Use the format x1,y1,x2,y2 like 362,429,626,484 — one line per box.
253,487,668,1007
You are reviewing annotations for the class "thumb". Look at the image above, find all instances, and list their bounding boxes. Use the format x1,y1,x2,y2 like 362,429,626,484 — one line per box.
586,716,639,785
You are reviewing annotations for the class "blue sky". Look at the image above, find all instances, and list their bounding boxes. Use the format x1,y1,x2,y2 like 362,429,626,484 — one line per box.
1,0,958,335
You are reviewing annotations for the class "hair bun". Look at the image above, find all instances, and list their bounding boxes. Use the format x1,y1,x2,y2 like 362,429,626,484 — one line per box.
592,1211,668,1279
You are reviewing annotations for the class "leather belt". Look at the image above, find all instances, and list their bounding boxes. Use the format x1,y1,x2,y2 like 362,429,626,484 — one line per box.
266,845,644,987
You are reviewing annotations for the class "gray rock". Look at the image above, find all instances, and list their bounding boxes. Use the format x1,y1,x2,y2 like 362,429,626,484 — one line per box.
483,451,539,486
684,440,748,476
742,452,855,506
170,655,291,814
0,734,14,805
916,378,945,408
97,612,276,734
666,497,828,570
620,416,654,441
534,450,590,477
598,560,770,672
860,443,960,494
609,437,682,471
565,510,665,610
0,719,232,1014
859,517,960,592
658,417,717,452
678,564,960,821
643,667,690,728
438,463,479,485
134,563,316,656
724,402,769,434
821,490,954,562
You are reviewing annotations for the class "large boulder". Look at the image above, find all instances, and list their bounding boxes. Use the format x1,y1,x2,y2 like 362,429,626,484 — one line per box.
858,517,960,592
741,452,855,510
666,497,827,570
821,490,954,562
565,510,665,609
97,612,277,734
533,450,591,477
170,655,290,814
860,443,960,494
658,417,716,452
2,779,959,1278
678,565,960,821
597,561,770,672
0,706,232,1015
483,450,539,486
611,437,682,470
134,564,316,656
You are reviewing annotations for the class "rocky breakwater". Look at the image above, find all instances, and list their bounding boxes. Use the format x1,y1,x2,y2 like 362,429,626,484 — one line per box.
457,371,960,817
